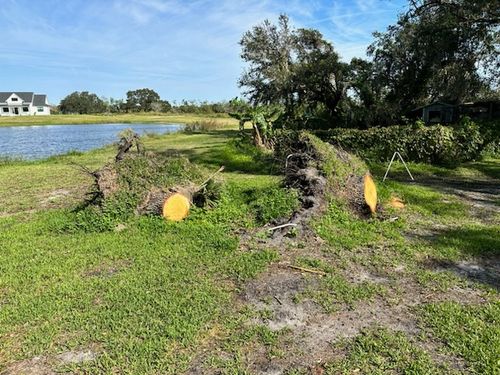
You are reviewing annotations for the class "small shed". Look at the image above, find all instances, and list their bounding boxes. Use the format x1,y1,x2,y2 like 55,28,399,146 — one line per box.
412,101,457,124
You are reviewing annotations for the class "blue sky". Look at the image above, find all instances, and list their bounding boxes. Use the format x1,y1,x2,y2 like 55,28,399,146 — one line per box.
0,0,407,104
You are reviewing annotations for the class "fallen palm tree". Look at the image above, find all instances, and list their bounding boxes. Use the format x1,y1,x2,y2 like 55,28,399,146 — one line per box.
273,131,378,235
77,131,223,223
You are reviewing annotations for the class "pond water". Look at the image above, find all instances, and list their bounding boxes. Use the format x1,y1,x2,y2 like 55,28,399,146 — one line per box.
0,123,183,160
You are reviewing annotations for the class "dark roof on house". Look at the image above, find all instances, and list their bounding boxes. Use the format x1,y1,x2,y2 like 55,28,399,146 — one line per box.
33,94,48,106
0,92,34,103
0,92,50,105
412,101,455,111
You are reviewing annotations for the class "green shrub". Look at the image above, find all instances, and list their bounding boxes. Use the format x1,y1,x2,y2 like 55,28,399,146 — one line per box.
182,120,220,133
481,140,500,157
324,120,486,165
477,119,500,157
453,117,485,161
250,186,300,224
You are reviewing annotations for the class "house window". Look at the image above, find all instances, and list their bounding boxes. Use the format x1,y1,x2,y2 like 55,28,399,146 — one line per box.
37,107,44,112
11,98,18,101
2,107,9,113
23,107,29,112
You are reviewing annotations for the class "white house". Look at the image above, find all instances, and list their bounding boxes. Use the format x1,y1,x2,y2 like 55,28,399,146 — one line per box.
0,92,51,116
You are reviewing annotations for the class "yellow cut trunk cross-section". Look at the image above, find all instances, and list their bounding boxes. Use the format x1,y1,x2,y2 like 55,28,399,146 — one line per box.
162,193,191,221
363,173,377,214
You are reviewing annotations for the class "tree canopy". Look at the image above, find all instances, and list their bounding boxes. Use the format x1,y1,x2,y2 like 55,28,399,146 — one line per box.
239,2,499,129
59,91,106,114
125,88,161,112
239,15,347,118
368,0,499,113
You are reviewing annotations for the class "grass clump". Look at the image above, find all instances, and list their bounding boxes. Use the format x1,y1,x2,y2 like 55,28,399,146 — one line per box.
324,328,449,374
227,249,279,281
305,274,381,313
420,301,500,374
190,179,300,229
415,269,465,292
0,156,25,166
314,200,404,251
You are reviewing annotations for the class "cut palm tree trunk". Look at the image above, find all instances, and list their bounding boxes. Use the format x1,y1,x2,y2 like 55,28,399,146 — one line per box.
137,166,224,220
163,192,191,221
363,173,378,214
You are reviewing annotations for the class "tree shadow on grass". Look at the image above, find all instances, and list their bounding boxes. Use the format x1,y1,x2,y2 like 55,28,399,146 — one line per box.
377,168,499,223
372,157,499,198
158,131,281,175
420,226,500,290
398,188,469,220
464,159,500,180
189,148,279,175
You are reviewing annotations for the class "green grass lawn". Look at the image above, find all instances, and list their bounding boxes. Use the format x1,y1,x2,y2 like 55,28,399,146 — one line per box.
0,129,293,373
0,113,237,127
0,128,498,373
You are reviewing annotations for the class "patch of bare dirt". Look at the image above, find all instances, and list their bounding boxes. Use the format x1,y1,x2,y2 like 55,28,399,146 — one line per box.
2,356,55,375
83,259,132,278
188,157,499,374
425,258,500,290
3,348,97,375
0,209,37,219
56,350,96,364
40,189,71,204
235,258,486,374
188,222,487,374
39,187,89,211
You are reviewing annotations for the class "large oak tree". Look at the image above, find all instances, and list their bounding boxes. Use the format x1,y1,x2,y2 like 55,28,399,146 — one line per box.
126,88,161,112
239,15,348,118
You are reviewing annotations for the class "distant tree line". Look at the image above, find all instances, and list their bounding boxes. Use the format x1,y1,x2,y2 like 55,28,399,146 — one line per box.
58,88,240,115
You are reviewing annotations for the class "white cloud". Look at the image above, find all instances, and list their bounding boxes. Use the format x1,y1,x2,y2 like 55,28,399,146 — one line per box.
355,0,376,12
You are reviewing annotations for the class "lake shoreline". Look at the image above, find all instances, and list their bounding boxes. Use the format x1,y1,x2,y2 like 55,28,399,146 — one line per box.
0,113,237,127
0,123,184,160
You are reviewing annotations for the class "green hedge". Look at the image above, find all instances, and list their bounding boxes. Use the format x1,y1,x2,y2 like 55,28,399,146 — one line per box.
322,119,491,164
477,119,500,157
